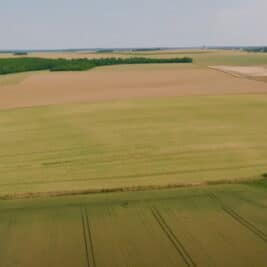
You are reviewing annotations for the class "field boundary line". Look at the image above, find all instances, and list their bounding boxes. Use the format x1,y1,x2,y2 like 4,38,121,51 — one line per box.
1,176,265,200
81,208,96,267
209,193,267,243
151,207,196,267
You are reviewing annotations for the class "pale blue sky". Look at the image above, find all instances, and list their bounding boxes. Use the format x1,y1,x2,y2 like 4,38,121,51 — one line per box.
0,0,266,49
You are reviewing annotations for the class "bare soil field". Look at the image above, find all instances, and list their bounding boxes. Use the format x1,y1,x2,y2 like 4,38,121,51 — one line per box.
1,64,267,110
211,65,267,77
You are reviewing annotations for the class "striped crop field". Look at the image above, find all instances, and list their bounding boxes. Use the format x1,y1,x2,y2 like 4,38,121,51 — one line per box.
0,182,266,267
1,95,267,198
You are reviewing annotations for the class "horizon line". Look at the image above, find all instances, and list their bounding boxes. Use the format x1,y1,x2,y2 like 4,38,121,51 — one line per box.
0,45,266,53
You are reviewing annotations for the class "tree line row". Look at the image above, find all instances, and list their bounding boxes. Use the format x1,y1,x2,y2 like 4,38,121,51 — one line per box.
0,57,193,75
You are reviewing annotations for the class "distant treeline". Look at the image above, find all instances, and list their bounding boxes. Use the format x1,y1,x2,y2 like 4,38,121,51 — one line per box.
132,48,161,52
0,57,193,75
13,52,28,56
96,49,114,53
245,47,267,53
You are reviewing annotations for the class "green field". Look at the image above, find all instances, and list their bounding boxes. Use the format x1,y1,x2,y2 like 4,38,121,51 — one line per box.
0,182,266,267
1,95,267,197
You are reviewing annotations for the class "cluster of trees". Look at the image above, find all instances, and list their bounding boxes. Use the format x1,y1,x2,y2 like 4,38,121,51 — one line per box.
245,47,267,53
132,48,161,52
13,52,28,56
0,57,193,75
88,57,192,66
0,58,95,74
96,49,114,53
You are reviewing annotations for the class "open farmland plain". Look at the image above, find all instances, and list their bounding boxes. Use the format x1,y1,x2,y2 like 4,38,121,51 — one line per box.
1,49,267,66
115,49,267,66
1,95,267,197
0,182,266,267
0,49,267,266
1,64,267,109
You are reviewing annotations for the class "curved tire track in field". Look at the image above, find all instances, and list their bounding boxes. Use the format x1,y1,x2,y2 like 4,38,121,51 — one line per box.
209,193,267,243
151,207,196,267
81,207,96,267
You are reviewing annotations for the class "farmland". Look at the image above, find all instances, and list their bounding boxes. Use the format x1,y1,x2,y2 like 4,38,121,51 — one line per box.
1,95,267,197
1,49,267,66
0,49,267,266
0,182,266,267
115,49,267,66
1,64,267,109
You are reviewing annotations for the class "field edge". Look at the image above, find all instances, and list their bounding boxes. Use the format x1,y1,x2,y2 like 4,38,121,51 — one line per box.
0,175,266,201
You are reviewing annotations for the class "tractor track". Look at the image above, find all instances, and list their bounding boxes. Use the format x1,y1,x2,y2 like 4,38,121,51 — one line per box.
151,207,196,267
209,193,267,243
81,207,96,267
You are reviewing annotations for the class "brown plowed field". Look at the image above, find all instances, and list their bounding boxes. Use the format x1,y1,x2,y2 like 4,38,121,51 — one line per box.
211,65,267,77
1,64,267,110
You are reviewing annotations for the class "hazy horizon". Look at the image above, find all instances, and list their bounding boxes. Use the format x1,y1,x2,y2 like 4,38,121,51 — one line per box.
1,0,266,50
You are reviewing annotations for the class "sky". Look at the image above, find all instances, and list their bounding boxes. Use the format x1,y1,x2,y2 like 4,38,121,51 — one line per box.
0,0,266,50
